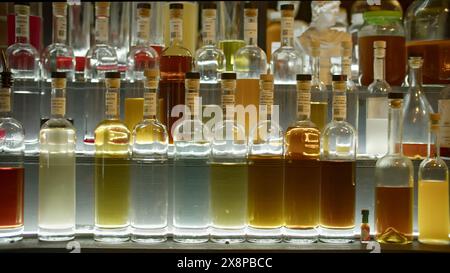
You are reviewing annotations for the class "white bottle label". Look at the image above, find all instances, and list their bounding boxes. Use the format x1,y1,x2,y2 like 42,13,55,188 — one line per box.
170,18,183,42
51,97,66,116
367,97,388,119
438,99,450,147
281,16,293,41
137,13,150,42
222,94,235,108
105,92,118,116
260,89,274,115
96,17,109,43
187,92,199,116
146,79,158,90
374,57,384,80
15,14,29,39
342,58,352,77
56,16,67,42
333,94,347,120
244,16,257,43
202,10,216,44
0,88,11,113
144,92,157,117
297,92,311,117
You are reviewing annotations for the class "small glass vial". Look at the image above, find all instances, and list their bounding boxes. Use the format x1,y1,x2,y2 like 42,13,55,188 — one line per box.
131,69,169,243
418,113,449,245
360,209,371,243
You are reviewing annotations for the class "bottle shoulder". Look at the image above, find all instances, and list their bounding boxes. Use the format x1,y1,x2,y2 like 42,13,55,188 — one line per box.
41,118,75,131
195,46,225,60
376,154,414,169
322,120,356,135
0,117,24,131
161,44,192,58
368,80,391,94
42,43,75,57
128,45,159,58
419,157,449,171
95,119,130,133
86,44,118,58
7,42,39,56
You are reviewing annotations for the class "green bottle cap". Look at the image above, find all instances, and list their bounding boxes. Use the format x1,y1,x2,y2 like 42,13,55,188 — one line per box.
363,10,402,24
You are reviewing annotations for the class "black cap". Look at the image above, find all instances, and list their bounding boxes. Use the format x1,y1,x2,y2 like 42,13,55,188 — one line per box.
202,2,216,10
185,72,200,79
51,71,66,79
221,73,236,80
137,3,151,9
169,3,183,10
280,4,294,11
244,2,257,9
296,74,312,81
15,2,29,6
388,92,404,99
408,52,423,58
105,71,121,79
1,71,13,88
332,74,347,81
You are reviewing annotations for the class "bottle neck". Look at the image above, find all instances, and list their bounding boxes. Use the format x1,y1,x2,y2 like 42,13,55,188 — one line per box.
387,100,403,155
296,81,311,121
95,16,109,44
15,12,30,44
0,87,12,118
105,86,120,120
202,10,216,46
136,11,151,45
281,16,294,47
221,80,236,121
143,79,158,120
429,124,440,159
332,81,347,121
53,14,67,44
169,12,183,46
310,54,320,83
50,85,67,119
374,55,385,81
244,14,258,46
409,64,423,88
260,81,274,121
185,80,200,120
342,55,352,81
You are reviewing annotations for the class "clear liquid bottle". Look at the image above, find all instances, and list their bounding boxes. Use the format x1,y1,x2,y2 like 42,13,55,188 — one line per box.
41,2,75,82
159,3,193,144
94,71,131,242
38,72,76,241
309,40,328,134
320,75,357,243
341,41,359,140
439,85,450,158
234,3,268,137
271,4,302,132
247,74,284,243
7,3,41,153
210,72,247,243
109,2,130,78
84,2,118,82
0,60,25,243
366,41,390,157
126,3,159,83
172,72,210,243
402,56,434,159
375,92,414,244
284,74,320,243
131,69,169,243
418,113,449,245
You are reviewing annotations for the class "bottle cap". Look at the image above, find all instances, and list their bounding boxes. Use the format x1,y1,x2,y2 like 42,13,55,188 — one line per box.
387,92,404,99
373,40,386,49
105,71,121,79
137,3,151,10
260,74,274,81
202,2,216,10
296,74,312,81
244,2,257,9
280,4,294,11
430,113,440,121
408,52,423,58
169,3,183,10
0,71,13,88
221,72,236,80
332,74,346,82
144,69,159,78
51,71,67,79
185,72,200,79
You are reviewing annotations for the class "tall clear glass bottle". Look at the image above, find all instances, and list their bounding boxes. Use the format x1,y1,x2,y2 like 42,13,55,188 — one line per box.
366,41,390,157
38,72,76,241
320,75,356,243
131,69,169,243
94,71,131,242
247,74,284,243
41,3,75,82
126,3,158,83
402,56,434,159
7,3,40,153
159,3,193,144
284,74,320,243
272,4,302,132
109,2,130,78
439,85,450,158
418,113,449,245
0,63,24,243
210,72,247,243
375,92,414,244
309,40,328,133
172,72,210,243
341,41,359,139
84,2,118,82
234,3,268,137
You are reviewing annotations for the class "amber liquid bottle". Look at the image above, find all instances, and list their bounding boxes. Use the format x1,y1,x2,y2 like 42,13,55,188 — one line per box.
159,3,192,143
284,74,320,243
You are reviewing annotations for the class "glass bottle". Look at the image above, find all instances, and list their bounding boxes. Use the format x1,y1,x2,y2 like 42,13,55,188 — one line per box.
439,85,450,158
84,2,118,82
358,7,406,86
0,63,24,243
272,4,302,132
234,3,268,137
109,2,130,78
172,72,210,243
341,41,359,139
126,3,159,83
41,2,75,82
94,71,131,242
418,113,449,245
320,74,356,243
366,41,390,157
149,2,165,55
360,209,371,243
402,56,434,159
405,0,450,84
375,92,414,244
284,74,320,243
210,72,247,243
7,3,41,153
38,72,76,241
309,40,328,134
159,3,193,144
247,74,284,243
131,69,169,243
349,1,370,80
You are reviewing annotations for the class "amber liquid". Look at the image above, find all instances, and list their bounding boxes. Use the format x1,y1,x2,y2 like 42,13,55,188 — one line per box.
320,161,356,228
284,159,320,229
406,40,450,84
159,55,193,143
402,143,434,159
0,167,24,228
359,35,406,86
247,156,284,229
375,186,413,244
235,79,260,137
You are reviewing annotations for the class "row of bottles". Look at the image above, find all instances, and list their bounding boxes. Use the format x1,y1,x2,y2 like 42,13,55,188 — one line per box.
0,64,448,245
